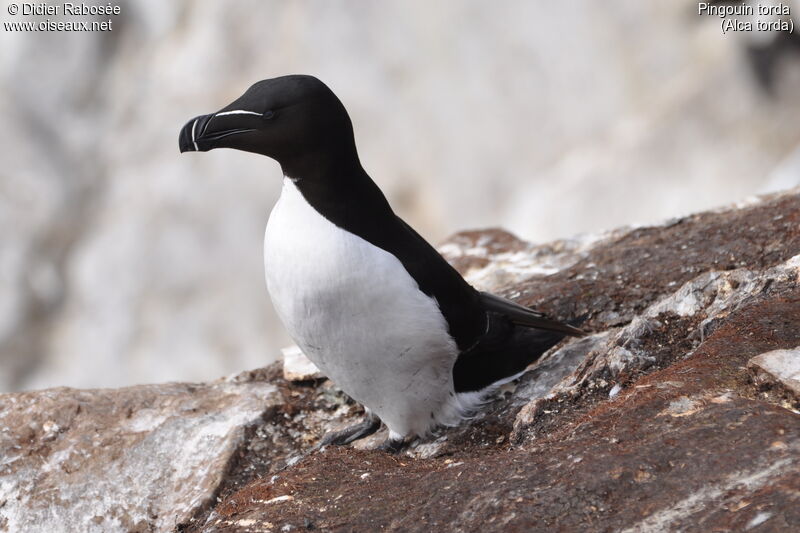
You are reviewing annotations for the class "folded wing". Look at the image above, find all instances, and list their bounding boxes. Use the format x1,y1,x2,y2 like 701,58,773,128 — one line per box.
478,292,586,337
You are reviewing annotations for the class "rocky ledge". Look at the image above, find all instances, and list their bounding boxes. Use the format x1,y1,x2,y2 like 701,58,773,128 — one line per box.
1,189,799,532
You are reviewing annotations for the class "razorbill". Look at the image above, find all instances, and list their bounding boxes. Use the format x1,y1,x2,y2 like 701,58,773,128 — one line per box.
179,75,584,452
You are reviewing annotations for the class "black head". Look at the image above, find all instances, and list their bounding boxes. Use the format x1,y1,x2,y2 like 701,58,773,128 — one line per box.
179,75,359,176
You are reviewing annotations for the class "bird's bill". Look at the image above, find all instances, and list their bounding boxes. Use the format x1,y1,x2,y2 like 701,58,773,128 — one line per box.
178,111,259,153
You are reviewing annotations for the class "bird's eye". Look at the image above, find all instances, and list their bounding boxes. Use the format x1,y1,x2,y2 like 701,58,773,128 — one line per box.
263,110,275,120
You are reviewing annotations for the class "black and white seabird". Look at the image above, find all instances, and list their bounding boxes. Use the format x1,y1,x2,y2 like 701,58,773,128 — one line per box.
179,75,584,451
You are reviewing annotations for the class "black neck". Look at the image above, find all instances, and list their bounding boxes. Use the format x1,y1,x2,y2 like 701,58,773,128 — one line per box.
281,146,394,225
280,144,363,183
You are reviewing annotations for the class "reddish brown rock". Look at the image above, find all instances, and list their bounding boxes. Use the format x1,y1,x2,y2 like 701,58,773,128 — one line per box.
195,188,800,532
193,283,800,533
3,189,800,532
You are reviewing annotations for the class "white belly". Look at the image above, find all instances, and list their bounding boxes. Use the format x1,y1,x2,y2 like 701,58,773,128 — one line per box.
264,179,462,437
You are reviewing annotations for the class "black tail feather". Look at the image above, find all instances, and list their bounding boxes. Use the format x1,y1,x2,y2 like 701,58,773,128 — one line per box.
453,312,568,393
478,292,586,337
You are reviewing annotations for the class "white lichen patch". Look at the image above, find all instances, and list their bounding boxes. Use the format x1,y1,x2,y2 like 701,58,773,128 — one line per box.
122,408,170,433
746,511,773,529
260,494,293,505
659,396,704,418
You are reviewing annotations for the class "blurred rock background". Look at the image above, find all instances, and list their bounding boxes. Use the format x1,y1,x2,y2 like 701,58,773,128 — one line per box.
0,0,798,392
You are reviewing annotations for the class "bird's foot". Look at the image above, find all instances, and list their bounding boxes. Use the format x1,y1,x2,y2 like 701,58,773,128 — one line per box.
317,413,382,448
376,433,408,454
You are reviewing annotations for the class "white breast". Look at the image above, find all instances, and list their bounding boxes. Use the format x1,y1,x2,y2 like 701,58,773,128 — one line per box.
264,179,466,437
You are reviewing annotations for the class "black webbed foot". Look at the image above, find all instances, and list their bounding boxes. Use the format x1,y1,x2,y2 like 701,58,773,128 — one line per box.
376,436,408,454
317,413,382,448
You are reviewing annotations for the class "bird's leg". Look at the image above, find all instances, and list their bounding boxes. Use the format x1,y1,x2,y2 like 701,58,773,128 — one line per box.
376,431,408,454
317,410,382,448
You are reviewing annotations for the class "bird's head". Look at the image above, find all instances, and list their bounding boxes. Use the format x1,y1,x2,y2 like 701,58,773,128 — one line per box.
179,75,357,176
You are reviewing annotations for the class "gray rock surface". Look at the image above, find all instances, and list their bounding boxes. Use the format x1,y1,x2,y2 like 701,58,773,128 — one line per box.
749,347,800,406
0,371,280,532
281,346,323,383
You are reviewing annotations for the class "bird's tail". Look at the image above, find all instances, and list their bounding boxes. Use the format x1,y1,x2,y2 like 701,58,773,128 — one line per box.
453,312,572,393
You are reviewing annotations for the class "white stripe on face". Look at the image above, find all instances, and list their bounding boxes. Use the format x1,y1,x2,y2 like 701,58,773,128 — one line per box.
191,119,199,151
215,110,262,117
